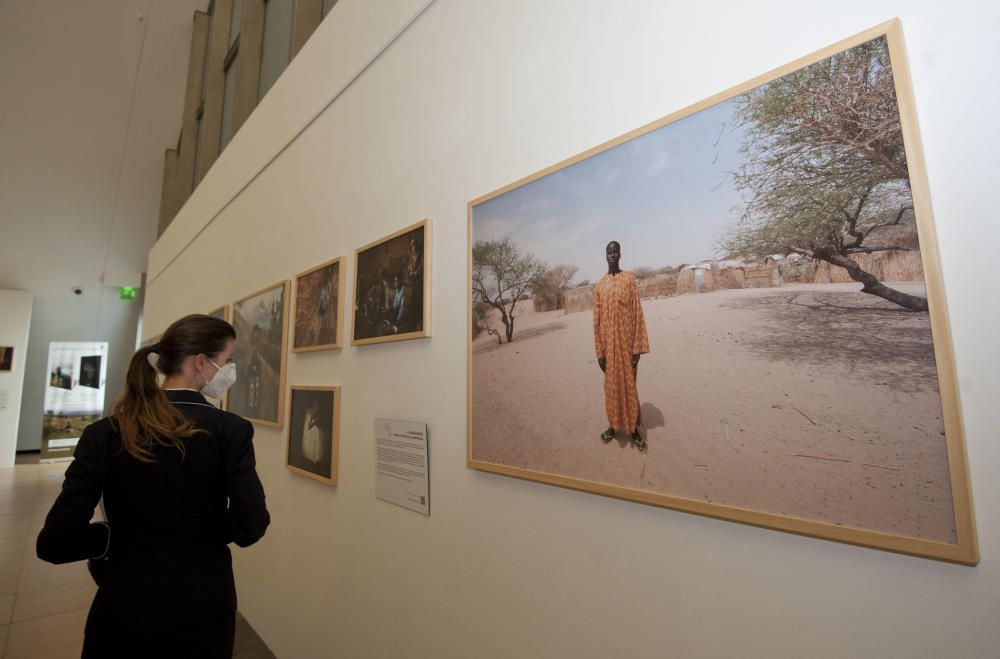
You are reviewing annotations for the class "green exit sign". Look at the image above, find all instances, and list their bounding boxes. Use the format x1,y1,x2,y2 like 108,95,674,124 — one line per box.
119,287,137,300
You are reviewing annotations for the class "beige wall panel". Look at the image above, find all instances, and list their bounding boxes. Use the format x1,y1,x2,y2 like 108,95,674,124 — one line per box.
146,0,1000,654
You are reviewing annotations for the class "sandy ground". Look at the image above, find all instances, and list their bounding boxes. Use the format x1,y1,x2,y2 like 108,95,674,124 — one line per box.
471,283,955,544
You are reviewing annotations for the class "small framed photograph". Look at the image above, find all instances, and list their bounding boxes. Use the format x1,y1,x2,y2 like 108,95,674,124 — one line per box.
0,346,13,371
352,219,431,346
286,385,341,485
293,257,345,352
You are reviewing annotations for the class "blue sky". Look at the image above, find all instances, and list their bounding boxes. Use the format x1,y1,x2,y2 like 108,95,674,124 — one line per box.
473,98,748,283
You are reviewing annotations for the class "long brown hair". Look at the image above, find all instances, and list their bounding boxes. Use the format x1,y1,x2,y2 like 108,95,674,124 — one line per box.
112,314,236,462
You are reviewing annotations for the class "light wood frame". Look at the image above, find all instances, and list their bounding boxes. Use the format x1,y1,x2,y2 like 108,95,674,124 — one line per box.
352,219,432,347
292,256,346,352
285,385,341,485
232,280,290,427
466,19,978,565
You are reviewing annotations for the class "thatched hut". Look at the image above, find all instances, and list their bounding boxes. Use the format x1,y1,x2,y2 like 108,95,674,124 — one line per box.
676,260,747,294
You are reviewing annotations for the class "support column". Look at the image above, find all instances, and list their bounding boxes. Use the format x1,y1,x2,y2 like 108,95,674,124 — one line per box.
177,11,211,200
291,0,323,57
196,0,235,182
233,0,266,133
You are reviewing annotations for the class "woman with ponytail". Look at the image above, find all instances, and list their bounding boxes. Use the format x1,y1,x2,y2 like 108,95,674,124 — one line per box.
37,314,270,659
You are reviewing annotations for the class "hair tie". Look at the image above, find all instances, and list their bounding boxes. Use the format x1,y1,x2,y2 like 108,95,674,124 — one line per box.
150,342,161,354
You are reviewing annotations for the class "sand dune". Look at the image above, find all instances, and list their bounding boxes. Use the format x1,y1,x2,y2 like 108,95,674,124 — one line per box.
471,283,955,543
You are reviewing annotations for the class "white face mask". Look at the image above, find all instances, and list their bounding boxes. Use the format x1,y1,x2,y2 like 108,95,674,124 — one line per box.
200,359,237,399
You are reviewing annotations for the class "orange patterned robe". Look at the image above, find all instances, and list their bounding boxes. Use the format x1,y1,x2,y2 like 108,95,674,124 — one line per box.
593,271,650,433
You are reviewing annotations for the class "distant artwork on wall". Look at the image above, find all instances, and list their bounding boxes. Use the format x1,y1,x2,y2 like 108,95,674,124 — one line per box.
353,219,431,346
293,257,345,352
286,386,340,485
41,342,108,460
78,355,102,389
229,281,289,426
467,21,977,564
0,346,13,371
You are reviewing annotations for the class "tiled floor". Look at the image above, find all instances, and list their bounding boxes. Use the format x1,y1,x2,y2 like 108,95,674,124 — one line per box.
0,460,275,658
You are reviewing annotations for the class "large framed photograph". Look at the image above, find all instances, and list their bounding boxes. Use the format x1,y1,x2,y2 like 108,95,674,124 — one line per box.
352,219,431,346
230,281,289,427
285,385,341,485
293,257,346,352
467,20,977,564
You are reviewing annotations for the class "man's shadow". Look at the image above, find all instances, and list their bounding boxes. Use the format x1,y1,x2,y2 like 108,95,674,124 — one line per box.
610,403,665,449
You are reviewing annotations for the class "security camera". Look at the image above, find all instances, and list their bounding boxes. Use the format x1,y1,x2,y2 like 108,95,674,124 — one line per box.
72,287,83,295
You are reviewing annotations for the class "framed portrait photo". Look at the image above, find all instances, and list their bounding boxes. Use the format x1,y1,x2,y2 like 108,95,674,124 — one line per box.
293,257,346,352
352,219,431,346
286,385,341,486
229,280,290,427
467,20,977,564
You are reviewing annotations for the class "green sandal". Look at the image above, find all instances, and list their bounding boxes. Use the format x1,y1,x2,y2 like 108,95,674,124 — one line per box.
631,433,647,452
600,429,615,443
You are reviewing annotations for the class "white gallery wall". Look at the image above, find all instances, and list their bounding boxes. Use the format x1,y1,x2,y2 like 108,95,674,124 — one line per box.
0,291,33,468
145,1,1000,657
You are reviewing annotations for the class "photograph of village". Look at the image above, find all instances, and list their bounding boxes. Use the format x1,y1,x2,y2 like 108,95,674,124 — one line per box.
470,36,958,544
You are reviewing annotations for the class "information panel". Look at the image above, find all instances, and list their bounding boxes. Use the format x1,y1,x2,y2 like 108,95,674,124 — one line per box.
40,342,108,461
374,418,429,515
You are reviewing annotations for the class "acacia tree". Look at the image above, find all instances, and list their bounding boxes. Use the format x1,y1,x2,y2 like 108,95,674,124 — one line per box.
532,264,578,309
723,36,927,311
472,238,547,343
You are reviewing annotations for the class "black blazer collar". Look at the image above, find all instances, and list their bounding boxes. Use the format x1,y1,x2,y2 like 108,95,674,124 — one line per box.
164,389,210,405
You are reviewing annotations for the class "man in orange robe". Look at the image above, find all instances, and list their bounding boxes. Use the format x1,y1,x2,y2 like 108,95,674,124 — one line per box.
593,241,650,450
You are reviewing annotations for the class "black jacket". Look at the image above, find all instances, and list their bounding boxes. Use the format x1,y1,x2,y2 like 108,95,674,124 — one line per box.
36,389,270,637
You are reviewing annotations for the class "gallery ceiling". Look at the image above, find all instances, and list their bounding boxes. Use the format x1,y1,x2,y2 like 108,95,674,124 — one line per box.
0,0,208,296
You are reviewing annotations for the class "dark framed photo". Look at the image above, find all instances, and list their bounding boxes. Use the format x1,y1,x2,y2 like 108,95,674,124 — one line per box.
352,219,431,346
286,386,341,485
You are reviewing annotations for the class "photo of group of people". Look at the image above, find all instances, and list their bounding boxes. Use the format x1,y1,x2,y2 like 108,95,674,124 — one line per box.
353,221,429,345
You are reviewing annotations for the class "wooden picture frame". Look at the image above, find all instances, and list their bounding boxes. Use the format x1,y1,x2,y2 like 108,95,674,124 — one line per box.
292,256,346,352
230,280,290,427
285,385,341,485
352,219,432,346
467,20,977,565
